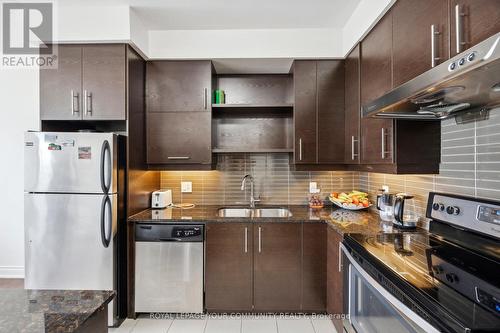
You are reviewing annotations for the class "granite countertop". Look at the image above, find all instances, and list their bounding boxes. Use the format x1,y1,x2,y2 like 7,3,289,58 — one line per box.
129,205,409,235
0,289,114,333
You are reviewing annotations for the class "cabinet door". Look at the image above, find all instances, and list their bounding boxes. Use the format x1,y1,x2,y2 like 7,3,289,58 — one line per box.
40,45,82,120
344,45,361,164
205,223,253,311
82,45,126,120
360,118,394,165
147,112,212,165
302,223,326,311
360,12,393,106
293,61,317,164
317,61,345,164
360,13,394,165
393,0,449,86
146,61,211,112
327,228,343,333
254,223,301,311
450,0,500,56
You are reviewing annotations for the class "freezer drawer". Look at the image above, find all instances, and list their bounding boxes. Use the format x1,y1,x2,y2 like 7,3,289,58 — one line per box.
135,240,204,313
24,132,117,194
24,193,117,325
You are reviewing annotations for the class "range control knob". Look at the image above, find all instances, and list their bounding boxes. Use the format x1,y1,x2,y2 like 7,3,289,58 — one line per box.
434,203,445,211
432,203,442,211
458,58,466,66
467,52,476,62
446,206,461,215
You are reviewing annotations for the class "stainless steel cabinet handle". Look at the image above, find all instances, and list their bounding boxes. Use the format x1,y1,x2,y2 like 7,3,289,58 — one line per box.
71,90,79,115
455,4,465,53
84,90,92,115
204,88,208,109
298,138,303,161
431,24,441,67
258,227,262,253
381,128,386,159
244,227,248,253
167,156,190,160
338,242,343,272
351,136,359,161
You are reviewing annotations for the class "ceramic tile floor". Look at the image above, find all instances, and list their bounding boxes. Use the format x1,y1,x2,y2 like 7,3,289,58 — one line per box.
109,315,337,333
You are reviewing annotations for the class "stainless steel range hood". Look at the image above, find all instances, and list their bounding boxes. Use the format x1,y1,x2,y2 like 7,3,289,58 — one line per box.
362,32,500,120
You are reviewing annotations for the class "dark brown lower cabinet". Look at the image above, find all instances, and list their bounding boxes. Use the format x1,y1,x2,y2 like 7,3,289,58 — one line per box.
302,223,327,311
254,223,302,311
205,222,326,313
327,227,343,333
205,223,253,311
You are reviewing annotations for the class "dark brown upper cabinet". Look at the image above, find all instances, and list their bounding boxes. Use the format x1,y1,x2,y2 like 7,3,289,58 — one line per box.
146,61,211,112
40,44,126,121
392,0,449,86
317,61,345,164
353,4,441,173
360,13,395,165
293,61,317,164
450,0,500,57
293,60,345,165
146,61,213,168
146,112,212,165
205,223,253,312
81,45,126,120
253,223,302,311
344,45,361,164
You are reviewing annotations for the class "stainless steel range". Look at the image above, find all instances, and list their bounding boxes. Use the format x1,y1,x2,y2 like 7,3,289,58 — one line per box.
342,192,500,333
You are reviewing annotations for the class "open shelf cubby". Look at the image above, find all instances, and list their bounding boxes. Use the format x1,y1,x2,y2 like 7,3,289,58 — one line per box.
212,74,294,153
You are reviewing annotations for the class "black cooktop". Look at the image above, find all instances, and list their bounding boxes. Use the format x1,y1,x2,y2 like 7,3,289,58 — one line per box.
344,227,500,333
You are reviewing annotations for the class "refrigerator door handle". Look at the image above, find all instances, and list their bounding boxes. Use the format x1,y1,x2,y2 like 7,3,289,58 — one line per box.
100,195,112,248
100,140,111,193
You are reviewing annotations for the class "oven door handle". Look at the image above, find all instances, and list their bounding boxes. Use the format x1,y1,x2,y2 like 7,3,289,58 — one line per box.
340,244,440,333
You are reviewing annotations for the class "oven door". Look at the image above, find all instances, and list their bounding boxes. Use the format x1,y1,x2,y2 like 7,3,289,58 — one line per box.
341,244,439,333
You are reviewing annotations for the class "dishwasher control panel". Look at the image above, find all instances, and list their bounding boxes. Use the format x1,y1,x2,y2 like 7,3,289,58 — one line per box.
135,223,204,242
173,226,202,238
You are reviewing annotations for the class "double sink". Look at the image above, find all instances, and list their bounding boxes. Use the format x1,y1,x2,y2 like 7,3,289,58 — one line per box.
217,207,293,218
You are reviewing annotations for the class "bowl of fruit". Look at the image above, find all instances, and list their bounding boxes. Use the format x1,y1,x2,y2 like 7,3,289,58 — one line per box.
329,191,372,210
308,195,324,209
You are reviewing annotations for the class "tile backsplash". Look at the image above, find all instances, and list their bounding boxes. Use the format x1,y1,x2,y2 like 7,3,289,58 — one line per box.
161,108,500,224
160,154,357,206
359,107,500,227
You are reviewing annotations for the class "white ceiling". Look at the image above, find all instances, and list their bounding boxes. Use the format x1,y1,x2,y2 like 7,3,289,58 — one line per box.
61,0,361,30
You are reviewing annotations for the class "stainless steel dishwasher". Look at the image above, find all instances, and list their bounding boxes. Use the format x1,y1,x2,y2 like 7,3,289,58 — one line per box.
135,223,204,313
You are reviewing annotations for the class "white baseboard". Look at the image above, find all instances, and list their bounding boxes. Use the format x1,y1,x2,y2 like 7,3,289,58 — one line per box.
0,266,25,278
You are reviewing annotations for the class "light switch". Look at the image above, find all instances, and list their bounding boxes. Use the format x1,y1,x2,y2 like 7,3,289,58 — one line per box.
181,181,192,193
309,182,320,194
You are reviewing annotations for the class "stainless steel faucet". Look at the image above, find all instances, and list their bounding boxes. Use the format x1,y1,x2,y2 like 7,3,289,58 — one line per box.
241,174,261,208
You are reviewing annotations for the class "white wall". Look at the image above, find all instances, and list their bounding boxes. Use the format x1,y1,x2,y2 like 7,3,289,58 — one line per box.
0,69,39,277
341,0,396,55
55,5,131,43
148,28,343,59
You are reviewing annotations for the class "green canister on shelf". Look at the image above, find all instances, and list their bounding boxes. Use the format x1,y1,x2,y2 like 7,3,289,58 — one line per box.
214,90,225,104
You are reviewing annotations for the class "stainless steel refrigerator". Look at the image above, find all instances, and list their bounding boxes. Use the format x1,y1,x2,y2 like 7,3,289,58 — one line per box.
24,131,118,326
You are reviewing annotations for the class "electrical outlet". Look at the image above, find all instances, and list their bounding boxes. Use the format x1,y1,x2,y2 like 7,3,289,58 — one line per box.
181,181,192,193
